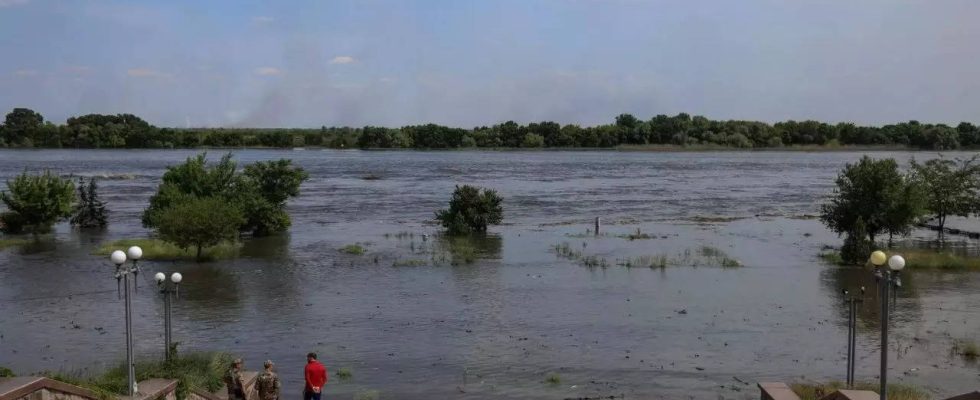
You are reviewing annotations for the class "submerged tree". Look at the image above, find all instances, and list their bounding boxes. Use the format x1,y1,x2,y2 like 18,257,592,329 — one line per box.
909,156,980,232
156,196,244,261
0,171,75,235
142,153,307,236
820,156,926,244
840,217,873,264
70,177,108,228
435,185,503,235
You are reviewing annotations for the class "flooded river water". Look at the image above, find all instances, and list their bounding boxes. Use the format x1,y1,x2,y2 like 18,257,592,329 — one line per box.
0,149,978,399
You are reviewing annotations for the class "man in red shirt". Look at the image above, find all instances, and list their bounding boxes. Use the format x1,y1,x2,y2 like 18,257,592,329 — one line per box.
304,352,328,400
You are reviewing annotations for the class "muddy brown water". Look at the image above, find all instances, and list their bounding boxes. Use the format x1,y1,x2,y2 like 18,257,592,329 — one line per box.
0,149,978,399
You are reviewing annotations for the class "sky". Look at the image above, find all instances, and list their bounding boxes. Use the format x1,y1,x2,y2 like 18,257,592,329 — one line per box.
1,0,979,128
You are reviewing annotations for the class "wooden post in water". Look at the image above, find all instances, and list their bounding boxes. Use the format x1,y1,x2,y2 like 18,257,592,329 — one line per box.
594,217,600,236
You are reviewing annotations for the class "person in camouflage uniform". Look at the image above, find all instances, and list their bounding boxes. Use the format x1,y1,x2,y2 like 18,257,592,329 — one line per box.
256,360,280,400
224,358,246,400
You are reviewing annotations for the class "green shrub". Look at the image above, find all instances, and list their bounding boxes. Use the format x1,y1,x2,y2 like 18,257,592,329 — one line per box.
0,171,75,234
435,185,503,235
0,366,14,377
545,373,561,385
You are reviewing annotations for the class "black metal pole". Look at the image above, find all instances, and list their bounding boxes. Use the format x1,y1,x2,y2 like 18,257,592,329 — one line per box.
124,271,135,396
848,299,855,386
164,288,172,361
880,272,889,400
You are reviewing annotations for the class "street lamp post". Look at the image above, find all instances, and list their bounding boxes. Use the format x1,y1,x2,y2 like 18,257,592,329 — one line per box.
154,272,183,361
110,246,143,397
869,250,905,400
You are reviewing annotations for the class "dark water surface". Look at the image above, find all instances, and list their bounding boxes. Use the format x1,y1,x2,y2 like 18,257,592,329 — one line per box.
1,149,978,399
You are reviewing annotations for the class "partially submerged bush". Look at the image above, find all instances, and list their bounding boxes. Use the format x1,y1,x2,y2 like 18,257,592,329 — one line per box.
435,185,503,235
0,171,75,234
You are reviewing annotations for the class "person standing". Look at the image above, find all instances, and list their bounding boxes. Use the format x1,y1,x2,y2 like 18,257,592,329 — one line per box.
224,358,246,400
303,352,327,400
256,360,280,400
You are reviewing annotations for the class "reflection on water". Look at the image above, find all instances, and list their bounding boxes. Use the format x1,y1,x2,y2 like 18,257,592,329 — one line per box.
821,266,923,331
1,150,979,399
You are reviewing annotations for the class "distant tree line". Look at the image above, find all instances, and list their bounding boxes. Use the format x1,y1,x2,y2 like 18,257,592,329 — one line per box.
3,107,980,150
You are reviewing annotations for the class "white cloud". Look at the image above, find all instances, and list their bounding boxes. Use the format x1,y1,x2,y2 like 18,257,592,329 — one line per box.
13,69,38,76
126,68,171,78
0,0,30,8
329,56,355,65
254,67,282,76
252,16,274,24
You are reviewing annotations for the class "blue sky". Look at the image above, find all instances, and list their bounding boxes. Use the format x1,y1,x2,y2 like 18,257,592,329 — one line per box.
1,0,978,128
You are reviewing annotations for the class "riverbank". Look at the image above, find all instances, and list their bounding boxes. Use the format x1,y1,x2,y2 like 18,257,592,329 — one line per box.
4,352,230,400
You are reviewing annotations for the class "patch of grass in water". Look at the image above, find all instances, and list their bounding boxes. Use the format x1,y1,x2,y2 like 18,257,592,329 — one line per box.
0,237,31,251
790,381,926,400
339,244,366,255
953,339,979,360
545,373,561,385
819,251,846,265
336,367,353,380
698,246,741,267
94,239,240,261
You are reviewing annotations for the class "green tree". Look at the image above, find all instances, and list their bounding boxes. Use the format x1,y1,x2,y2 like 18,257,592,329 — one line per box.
2,108,44,147
435,185,503,235
820,156,926,244
521,133,545,148
142,153,306,236
242,159,309,205
909,156,980,231
143,153,239,228
0,171,75,234
156,196,244,260
70,177,109,228
840,217,873,264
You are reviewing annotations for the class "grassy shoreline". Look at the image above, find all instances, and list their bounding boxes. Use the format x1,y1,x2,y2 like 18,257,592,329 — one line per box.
41,352,231,400
0,237,31,250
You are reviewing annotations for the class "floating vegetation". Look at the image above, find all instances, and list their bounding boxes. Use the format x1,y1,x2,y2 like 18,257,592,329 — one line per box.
545,373,561,385
790,381,926,400
551,242,740,269
339,244,366,255
336,367,353,380
361,174,383,180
